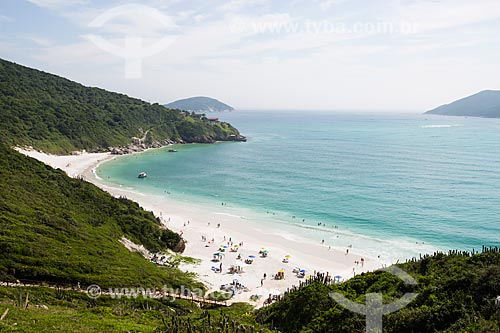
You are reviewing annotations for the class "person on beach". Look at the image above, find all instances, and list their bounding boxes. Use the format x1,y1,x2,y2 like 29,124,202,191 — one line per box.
263,273,267,280
261,279,263,287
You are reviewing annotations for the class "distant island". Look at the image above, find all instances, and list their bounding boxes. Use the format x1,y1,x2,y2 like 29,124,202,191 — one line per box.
164,96,234,112
425,90,500,118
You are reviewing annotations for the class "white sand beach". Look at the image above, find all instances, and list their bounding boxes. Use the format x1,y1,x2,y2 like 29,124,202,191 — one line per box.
18,147,383,306
15,148,112,178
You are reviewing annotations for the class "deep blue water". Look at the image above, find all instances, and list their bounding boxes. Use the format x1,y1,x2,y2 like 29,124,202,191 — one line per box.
98,111,500,254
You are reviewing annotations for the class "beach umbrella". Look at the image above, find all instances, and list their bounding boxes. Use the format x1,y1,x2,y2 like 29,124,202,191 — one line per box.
223,245,228,248
248,255,256,258
278,269,285,273
334,275,342,279
285,255,291,259
300,269,307,273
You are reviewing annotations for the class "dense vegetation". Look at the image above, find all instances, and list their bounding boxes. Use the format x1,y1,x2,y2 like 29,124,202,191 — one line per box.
257,250,500,332
0,58,243,154
3,248,500,332
0,286,269,332
0,143,199,289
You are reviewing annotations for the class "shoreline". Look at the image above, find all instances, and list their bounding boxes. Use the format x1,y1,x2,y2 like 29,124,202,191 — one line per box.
17,147,406,306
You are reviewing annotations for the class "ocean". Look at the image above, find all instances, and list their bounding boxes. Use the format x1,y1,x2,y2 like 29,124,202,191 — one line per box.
97,111,500,262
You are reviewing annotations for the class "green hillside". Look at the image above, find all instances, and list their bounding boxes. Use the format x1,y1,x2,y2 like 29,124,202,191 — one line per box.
0,286,269,332
0,58,243,154
257,249,500,332
0,143,198,289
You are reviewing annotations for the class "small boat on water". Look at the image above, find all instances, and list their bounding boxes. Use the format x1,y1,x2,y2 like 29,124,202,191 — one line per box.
138,172,147,179
168,149,177,152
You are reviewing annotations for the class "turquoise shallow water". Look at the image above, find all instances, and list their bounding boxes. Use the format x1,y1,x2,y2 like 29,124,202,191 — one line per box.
98,111,500,255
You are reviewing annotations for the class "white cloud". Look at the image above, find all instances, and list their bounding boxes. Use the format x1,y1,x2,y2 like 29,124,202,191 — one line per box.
86,3,179,36
0,14,12,22
27,0,88,9
393,0,500,33
218,0,269,14
29,36,54,46
31,39,116,66
317,0,351,9
13,0,500,110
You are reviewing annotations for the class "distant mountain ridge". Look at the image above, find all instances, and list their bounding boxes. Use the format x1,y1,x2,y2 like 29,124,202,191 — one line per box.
165,96,234,112
425,90,500,118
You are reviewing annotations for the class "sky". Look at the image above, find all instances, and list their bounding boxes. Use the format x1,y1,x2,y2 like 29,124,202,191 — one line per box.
1,0,500,111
